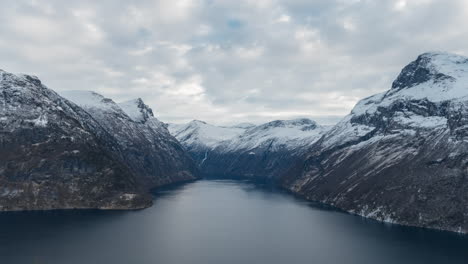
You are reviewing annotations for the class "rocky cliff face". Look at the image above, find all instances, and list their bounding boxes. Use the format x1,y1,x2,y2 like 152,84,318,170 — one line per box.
282,52,468,234
169,119,328,181
0,70,152,211
60,91,198,190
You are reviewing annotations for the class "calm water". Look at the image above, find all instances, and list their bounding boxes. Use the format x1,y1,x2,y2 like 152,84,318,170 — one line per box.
0,179,467,264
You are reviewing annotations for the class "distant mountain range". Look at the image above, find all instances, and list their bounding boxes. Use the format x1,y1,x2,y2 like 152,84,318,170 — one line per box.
1,51,468,234
168,118,329,180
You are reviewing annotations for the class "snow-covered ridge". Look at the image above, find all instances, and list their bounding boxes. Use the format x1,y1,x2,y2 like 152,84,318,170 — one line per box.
0,70,47,95
168,120,247,150
0,71,106,132
320,51,468,150
231,122,256,129
220,118,328,151
169,118,330,179
353,52,468,116
59,90,123,114
170,118,329,152
59,91,161,126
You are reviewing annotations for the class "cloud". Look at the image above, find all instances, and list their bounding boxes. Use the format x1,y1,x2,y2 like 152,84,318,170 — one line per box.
0,0,467,125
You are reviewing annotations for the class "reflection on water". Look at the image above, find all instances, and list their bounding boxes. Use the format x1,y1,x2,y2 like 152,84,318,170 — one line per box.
0,179,467,264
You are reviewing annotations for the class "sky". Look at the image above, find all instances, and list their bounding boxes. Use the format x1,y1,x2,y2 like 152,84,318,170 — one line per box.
1,0,468,125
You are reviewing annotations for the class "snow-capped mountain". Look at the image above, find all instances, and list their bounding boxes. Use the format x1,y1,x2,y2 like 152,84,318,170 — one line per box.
282,52,468,234
60,91,198,189
168,120,247,152
219,119,327,152
0,70,152,210
169,118,329,180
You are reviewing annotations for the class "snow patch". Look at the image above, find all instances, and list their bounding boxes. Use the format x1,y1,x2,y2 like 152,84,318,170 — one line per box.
32,114,48,127
118,98,154,123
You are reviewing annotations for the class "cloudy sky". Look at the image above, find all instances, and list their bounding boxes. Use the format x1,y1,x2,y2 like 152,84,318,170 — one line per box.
1,0,468,125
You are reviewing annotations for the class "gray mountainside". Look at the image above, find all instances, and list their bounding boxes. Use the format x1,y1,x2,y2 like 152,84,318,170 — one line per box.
169,118,329,180
282,52,468,234
0,70,151,210
60,91,198,189
0,69,197,211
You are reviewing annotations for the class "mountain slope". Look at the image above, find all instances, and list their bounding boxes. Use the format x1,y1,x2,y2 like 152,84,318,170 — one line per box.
281,52,468,233
168,120,247,165
0,70,151,210
168,120,247,151
170,119,329,180
60,91,198,190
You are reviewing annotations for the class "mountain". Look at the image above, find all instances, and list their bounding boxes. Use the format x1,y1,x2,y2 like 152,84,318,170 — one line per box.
60,91,198,190
167,120,247,163
0,70,151,210
281,52,468,233
169,118,329,180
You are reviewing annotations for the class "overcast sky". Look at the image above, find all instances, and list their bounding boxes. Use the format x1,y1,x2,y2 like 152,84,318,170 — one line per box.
1,0,468,125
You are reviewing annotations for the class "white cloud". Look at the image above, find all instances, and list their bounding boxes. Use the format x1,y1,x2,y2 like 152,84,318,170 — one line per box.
129,46,154,56
156,0,197,22
0,0,467,125
394,0,407,11
276,14,291,23
235,46,264,59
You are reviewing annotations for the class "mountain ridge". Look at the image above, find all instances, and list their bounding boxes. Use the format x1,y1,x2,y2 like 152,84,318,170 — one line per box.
60,90,198,190
0,70,197,211
281,51,468,234
0,70,152,210
169,117,329,180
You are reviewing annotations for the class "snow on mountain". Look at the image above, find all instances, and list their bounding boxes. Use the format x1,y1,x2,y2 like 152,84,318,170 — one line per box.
118,98,154,123
319,52,468,150
352,52,468,117
60,90,198,188
168,120,247,150
230,122,256,129
0,70,152,210
171,118,329,153
169,118,329,179
57,90,122,113
282,52,468,234
221,119,329,152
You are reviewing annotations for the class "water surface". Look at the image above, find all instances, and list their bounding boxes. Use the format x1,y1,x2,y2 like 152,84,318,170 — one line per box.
0,179,467,264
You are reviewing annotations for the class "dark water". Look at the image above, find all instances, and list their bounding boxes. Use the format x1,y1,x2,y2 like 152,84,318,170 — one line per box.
0,180,467,264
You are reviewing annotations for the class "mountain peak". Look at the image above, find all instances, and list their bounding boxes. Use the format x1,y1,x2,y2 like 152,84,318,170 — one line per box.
254,118,318,131
190,120,208,125
391,51,467,91
1,70,45,91
118,98,154,123
352,52,468,117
